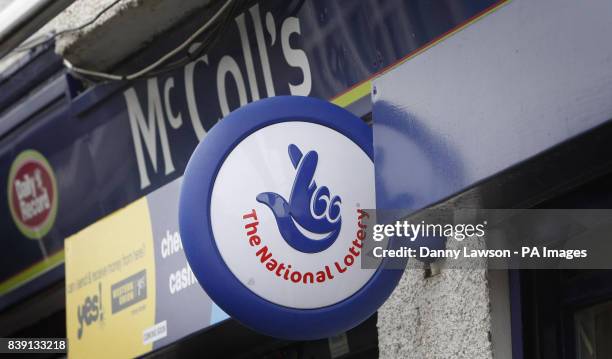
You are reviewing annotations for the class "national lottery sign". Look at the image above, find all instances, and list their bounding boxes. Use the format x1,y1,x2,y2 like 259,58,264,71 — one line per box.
180,96,402,340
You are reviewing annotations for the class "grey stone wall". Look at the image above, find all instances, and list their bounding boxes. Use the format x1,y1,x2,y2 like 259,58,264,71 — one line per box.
377,264,493,359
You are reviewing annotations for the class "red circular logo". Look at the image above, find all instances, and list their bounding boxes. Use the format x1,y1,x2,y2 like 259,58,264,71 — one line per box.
7,150,58,239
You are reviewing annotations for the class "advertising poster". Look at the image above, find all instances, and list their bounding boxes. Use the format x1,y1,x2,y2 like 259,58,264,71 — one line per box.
65,179,226,358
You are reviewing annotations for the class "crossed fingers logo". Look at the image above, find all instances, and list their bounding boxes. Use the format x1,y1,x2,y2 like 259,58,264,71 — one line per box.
257,144,342,253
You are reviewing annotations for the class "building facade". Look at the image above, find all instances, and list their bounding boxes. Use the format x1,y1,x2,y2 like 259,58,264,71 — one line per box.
1,0,611,358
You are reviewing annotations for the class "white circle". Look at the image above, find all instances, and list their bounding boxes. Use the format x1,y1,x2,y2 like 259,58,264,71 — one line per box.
210,121,376,309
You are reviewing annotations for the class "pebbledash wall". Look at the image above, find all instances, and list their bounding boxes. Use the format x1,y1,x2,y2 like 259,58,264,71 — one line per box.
379,267,493,358
0,0,513,357
377,244,511,358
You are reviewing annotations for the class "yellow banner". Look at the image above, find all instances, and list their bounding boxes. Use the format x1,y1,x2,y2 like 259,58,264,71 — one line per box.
65,198,156,359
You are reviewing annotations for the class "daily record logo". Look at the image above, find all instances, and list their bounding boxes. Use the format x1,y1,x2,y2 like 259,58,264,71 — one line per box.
180,96,403,340
257,144,342,253
8,149,58,239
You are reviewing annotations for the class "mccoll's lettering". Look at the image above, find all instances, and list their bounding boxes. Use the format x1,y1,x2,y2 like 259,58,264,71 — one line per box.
123,3,312,190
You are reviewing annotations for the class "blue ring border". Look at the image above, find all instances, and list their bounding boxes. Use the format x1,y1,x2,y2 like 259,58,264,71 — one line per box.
179,96,403,340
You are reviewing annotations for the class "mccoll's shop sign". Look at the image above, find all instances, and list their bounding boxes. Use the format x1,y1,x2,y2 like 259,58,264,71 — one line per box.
180,96,402,339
